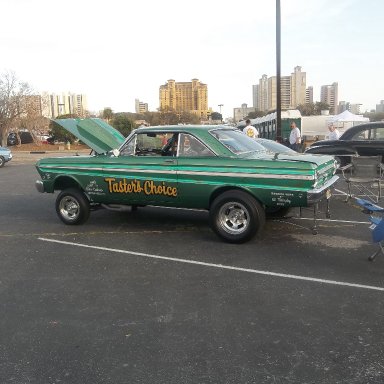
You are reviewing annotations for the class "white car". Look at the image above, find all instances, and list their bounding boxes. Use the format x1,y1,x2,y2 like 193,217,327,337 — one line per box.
0,146,12,167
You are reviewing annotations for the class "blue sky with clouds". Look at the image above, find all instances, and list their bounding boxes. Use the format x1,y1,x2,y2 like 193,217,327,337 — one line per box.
1,0,382,118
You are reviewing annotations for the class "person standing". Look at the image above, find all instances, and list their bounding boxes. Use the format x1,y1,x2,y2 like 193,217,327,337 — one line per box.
289,121,301,151
243,119,259,139
328,124,340,140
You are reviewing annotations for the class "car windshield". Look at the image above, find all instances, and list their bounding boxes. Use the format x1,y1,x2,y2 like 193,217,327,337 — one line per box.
210,129,267,155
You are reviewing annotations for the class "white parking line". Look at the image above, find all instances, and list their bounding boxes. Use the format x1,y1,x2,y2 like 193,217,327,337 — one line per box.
38,237,384,292
293,217,370,224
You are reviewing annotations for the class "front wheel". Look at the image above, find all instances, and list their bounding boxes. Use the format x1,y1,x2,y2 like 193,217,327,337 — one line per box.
55,188,90,225
209,190,266,243
0,156,5,168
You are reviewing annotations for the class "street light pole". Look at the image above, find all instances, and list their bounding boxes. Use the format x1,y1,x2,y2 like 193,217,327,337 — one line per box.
276,0,282,142
218,104,224,122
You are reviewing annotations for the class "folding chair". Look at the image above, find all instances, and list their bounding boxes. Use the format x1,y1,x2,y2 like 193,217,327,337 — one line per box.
340,156,384,203
355,198,384,261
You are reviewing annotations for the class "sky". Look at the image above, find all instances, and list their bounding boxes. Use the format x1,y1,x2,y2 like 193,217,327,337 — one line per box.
1,0,383,119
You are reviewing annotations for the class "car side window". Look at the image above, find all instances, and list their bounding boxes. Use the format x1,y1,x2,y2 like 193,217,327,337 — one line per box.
372,128,384,140
351,128,384,141
120,132,179,157
119,136,136,156
351,129,370,141
179,133,214,157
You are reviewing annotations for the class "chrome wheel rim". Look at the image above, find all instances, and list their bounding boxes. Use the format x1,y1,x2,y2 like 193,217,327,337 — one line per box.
218,201,249,235
59,196,80,221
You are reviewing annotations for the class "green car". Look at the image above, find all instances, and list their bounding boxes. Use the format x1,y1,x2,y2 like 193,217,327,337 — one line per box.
35,118,338,243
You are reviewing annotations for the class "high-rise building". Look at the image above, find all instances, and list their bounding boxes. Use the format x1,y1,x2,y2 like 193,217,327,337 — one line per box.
233,103,256,122
338,101,362,115
41,92,88,118
267,75,291,110
255,66,307,112
290,66,306,108
135,99,148,114
252,84,258,109
306,86,314,104
159,79,209,119
256,74,268,112
376,100,384,113
320,82,338,114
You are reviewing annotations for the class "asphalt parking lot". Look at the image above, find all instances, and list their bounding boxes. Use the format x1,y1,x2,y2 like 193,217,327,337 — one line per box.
1,154,384,383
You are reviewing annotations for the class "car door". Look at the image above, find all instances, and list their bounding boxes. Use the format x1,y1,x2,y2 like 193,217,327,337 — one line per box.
101,132,179,206
176,133,218,209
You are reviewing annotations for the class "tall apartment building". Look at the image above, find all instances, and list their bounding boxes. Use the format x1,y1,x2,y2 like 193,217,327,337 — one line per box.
376,100,384,113
159,79,209,119
233,103,256,122
267,75,291,110
41,92,88,118
254,66,307,112
252,84,258,109
256,74,268,112
135,99,148,114
290,66,306,108
306,86,314,104
320,82,338,114
338,101,362,115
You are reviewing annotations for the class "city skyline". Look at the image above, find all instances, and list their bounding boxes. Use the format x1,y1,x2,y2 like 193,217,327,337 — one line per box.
1,0,382,118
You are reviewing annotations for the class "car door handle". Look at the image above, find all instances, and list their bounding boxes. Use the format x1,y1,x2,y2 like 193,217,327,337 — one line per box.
164,159,176,163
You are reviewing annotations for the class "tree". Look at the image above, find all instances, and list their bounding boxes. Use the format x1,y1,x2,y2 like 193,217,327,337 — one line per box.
297,103,315,116
102,107,113,122
314,102,330,115
210,112,222,121
0,71,34,146
364,111,384,122
247,110,265,119
110,113,133,137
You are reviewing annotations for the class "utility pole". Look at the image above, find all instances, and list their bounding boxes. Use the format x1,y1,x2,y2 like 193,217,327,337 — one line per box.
276,0,282,142
218,104,224,122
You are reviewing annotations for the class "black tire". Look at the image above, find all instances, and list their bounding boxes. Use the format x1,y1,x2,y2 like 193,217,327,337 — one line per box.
0,156,5,168
209,190,266,243
55,188,90,225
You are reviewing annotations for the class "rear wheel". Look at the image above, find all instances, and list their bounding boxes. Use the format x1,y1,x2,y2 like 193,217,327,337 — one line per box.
0,156,5,168
55,188,90,225
209,190,265,243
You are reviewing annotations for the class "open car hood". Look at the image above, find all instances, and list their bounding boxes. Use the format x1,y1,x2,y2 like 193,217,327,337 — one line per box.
54,118,125,154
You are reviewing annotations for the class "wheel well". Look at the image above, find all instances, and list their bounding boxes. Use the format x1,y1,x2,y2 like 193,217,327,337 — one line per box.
209,187,263,208
54,176,82,191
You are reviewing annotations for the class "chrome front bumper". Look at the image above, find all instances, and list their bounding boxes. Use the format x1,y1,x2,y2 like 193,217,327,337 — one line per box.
35,180,45,193
307,175,339,205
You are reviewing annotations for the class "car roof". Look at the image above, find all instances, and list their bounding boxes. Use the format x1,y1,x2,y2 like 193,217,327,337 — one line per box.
134,125,231,134
340,121,384,139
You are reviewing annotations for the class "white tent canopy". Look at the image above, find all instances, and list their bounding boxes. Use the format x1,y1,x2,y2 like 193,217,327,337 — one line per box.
329,110,369,123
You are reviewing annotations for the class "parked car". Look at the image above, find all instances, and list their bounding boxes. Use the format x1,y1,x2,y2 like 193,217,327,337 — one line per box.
7,131,34,146
305,122,384,167
7,133,17,146
0,146,13,167
35,118,338,243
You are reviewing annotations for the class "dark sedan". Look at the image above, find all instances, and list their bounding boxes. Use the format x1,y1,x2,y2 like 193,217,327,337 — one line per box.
305,122,384,167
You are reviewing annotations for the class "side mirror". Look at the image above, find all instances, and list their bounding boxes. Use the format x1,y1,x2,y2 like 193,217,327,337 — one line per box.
112,149,120,157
